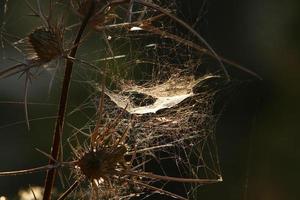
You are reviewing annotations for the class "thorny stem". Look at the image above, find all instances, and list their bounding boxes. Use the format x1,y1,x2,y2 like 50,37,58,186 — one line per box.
42,1,96,200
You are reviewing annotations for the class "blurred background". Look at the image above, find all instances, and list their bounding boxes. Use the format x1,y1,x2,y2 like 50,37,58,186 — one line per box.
0,0,299,199
199,0,300,200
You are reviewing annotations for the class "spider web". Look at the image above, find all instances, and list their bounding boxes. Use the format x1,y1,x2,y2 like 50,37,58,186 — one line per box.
0,0,224,199
67,1,223,199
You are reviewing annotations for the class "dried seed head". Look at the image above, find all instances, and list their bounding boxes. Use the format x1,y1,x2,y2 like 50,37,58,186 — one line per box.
71,0,118,27
26,27,63,63
76,145,127,180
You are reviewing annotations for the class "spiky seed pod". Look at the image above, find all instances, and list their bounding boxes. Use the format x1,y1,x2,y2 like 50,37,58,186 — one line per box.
0,26,64,79
26,27,64,64
76,145,127,180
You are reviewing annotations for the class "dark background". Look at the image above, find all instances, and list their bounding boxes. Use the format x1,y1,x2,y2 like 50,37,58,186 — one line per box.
198,0,300,200
0,0,299,199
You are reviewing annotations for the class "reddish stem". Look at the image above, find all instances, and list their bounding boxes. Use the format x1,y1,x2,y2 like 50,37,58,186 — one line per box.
42,2,96,200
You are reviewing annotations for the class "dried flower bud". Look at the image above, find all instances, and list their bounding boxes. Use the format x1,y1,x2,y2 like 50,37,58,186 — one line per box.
26,27,64,63
76,145,127,180
0,26,64,79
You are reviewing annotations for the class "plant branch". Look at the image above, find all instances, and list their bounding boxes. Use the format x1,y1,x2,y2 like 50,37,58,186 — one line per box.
0,164,59,176
125,170,222,184
42,1,96,200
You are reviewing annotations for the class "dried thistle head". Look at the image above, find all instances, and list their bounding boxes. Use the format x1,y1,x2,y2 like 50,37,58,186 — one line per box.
67,113,142,199
0,19,66,79
25,26,64,64
75,145,127,180
71,108,130,181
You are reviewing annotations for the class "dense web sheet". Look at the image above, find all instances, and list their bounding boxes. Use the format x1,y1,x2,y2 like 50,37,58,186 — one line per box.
105,75,211,114
88,76,222,199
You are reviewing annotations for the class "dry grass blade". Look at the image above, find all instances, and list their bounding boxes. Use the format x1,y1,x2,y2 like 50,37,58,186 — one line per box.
124,170,222,184
57,181,80,200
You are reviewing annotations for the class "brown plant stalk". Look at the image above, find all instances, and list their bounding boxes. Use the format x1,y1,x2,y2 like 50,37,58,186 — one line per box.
42,1,96,199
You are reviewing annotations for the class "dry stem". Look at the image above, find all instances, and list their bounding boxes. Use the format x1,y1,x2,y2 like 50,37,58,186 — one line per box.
42,1,96,199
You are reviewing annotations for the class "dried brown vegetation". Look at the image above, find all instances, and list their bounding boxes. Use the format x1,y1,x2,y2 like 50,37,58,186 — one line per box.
0,0,258,199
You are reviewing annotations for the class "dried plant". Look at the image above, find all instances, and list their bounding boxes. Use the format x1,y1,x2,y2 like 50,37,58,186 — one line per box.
0,10,65,129
0,0,259,199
